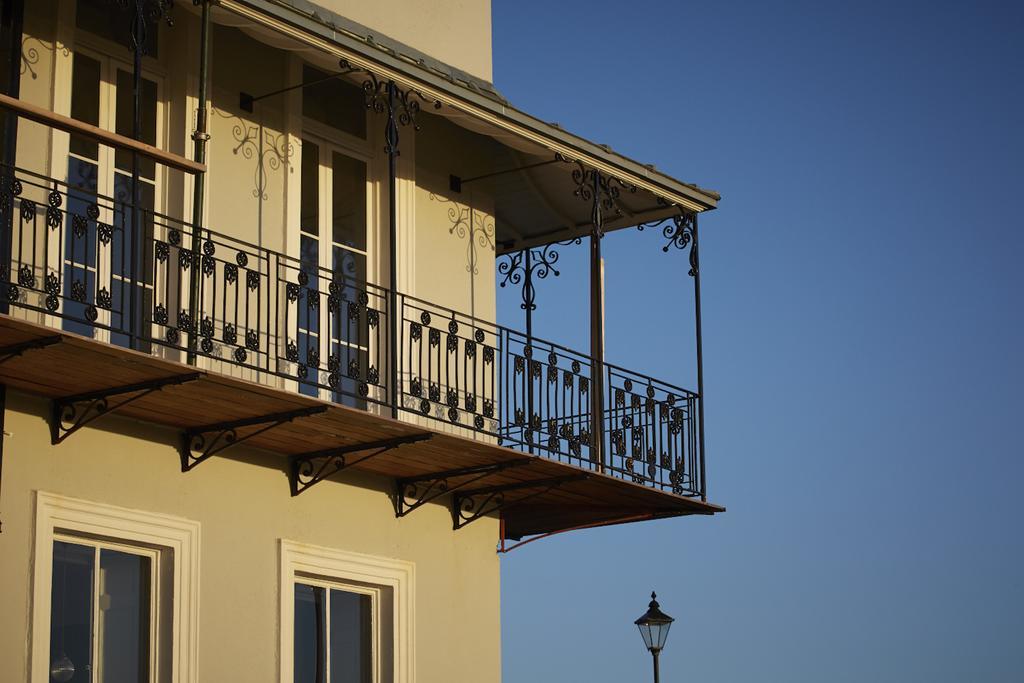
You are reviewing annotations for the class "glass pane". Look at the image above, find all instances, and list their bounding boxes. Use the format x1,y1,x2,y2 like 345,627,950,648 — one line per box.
115,70,158,180
110,173,155,352
76,0,159,56
294,584,326,683
98,549,151,683
302,65,366,138
69,53,100,161
329,589,372,683
50,541,95,683
331,152,366,252
301,140,319,237
63,157,99,339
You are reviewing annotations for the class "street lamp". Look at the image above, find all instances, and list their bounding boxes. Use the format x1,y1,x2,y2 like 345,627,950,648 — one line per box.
635,591,674,683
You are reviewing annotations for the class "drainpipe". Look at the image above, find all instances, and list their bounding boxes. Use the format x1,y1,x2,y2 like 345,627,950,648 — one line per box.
187,0,211,365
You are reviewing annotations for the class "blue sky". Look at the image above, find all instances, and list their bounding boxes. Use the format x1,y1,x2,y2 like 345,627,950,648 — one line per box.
492,1,1024,681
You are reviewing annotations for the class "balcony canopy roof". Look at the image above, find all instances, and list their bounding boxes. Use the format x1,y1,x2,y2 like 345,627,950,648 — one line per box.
213,0,721,254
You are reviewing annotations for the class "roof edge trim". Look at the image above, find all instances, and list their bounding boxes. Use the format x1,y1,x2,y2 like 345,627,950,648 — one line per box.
219,0,721,212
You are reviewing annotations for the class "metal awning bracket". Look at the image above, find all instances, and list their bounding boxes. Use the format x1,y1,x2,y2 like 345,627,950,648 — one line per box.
394,458,530,518
50,373,200,445
452,473,588,530
289,432,433,496
180,405,327,472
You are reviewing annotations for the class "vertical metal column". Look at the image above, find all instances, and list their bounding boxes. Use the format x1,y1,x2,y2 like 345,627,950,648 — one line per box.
524,248,534,453
589,171,605,469
128,1,144,350
0,0,24,316
691,213,706,500
0,383,6,532
187,0,212,365
385,81,399,418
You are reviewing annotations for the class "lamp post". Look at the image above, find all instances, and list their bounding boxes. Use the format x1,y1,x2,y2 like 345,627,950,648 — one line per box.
635,591,674,683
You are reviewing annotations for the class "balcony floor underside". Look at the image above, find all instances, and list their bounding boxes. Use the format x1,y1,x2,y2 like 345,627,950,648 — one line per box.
0,314,723,540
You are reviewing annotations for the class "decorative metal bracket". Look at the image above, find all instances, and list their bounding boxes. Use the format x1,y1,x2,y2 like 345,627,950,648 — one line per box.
497,239,581,313
0,335,61,365
180,405,327,472
638,208,699,276
394,458,530,518
452,473,589,530
50,373,200,445
289,433,434,496
561,155,637,236
341,59,442,155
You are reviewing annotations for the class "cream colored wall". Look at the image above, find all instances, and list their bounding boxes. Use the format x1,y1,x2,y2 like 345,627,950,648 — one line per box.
0,391,503,683
306,0,493,82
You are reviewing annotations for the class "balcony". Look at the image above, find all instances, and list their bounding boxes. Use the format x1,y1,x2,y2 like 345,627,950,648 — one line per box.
0,165,719,539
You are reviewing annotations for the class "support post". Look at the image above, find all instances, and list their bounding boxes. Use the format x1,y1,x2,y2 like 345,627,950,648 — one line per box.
128,1,144,351
524,248,534,452
0,0,24,316
386,80,399,418
691,213,706,501
0,383,6,532
589,171,605,470
187,0,211,364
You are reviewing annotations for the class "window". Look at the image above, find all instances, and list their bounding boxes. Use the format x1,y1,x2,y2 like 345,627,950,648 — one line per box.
280,541,414,683
49,538,160,683
294,581,373,683
301,65,366,139
32,493,200,683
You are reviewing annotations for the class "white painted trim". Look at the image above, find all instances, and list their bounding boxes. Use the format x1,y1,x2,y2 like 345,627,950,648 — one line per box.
31,491,201,683
279,539,415,683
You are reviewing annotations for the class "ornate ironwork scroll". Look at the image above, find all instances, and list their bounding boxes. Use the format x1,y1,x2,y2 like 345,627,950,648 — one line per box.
212,108,295,200
430,193,495,275
20,36,69,80
561,155,637,237
638,209,699,276
497,239,581,313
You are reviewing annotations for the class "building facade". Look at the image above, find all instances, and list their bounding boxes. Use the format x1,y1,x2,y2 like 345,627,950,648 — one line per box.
0,1,722,681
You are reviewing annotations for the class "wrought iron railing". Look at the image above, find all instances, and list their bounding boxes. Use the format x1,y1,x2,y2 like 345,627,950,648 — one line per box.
0,166,702,497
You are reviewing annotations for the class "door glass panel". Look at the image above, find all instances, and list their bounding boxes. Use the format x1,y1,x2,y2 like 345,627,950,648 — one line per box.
329,589,372,683
330,152,366,253
63,157,99,339
98,549,151,683
294,583,327,683
114,69,158,180
301,140,320,237
111,172,154,351
69,53,101,166
50,541,95,683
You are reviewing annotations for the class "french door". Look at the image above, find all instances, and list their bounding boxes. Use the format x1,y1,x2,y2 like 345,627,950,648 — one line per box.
296,137,375,405
62,46,163,349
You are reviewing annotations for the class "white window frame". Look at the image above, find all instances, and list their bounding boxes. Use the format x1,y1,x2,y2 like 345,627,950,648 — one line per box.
280,540,415,683
31,491,201,683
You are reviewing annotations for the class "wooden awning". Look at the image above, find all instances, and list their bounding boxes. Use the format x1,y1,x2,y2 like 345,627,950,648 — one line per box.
0,314,722,541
